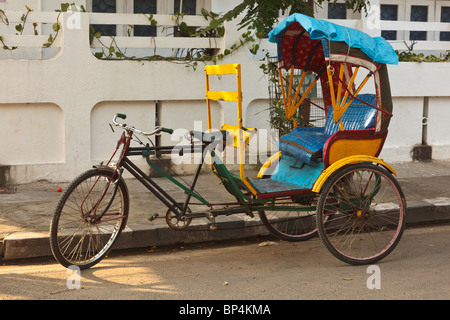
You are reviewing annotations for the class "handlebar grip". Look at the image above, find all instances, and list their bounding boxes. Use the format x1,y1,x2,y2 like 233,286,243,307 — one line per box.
116,113,127,120
161,127,173,134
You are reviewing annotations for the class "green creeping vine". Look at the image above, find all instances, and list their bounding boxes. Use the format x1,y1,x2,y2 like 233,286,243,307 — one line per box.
1,2,448,133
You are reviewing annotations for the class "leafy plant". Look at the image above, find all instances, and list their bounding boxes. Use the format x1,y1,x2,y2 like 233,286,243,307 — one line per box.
396,50,450,62
0,5,34,50
196,0,370,39
0,4,64,50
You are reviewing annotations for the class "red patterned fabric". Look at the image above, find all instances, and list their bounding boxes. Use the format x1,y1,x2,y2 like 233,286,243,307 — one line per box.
279,22,355,110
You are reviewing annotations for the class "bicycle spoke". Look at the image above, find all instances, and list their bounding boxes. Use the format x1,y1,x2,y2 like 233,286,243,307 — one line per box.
316,164,406,265
50,169,129,269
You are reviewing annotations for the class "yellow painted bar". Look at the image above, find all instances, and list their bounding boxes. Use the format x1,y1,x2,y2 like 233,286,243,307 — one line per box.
205,63,239,75
204,67,215,175
206,90,239,102
291,77,318,115
338,66,359,114
311,155,397,193
204,69,212,130
326,65,338,122
337,73,371,120
290,72,306,118
287,65,295,111
257,151,281,178
291,117,298,127
278,68,288,113
220,124,256,148
235,64,257,195
335,64,345,109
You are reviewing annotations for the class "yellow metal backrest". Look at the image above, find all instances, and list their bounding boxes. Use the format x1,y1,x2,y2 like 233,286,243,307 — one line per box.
220,124,257,148
204,64,257,195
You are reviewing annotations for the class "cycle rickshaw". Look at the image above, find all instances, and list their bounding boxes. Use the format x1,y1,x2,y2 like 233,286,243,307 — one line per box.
50,13,406,269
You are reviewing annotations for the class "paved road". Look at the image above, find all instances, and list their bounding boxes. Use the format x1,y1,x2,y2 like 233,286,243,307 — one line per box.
0,224,449,304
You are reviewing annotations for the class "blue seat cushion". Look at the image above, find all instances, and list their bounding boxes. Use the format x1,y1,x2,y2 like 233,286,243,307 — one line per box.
279,127,328,164
324,94,377,136
279,94,377,164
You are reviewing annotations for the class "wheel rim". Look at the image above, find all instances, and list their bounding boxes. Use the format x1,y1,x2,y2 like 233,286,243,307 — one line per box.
55,174,126,266
319,166,405,263
261,199,318,240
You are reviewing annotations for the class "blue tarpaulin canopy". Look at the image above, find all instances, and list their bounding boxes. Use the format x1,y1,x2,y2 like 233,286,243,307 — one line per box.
268,13,398,65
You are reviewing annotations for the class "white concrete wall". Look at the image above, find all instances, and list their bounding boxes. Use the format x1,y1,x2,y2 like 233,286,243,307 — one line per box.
381,62,450,162
0,11,271,183
427,97,450,159
0,6,449,184
379,97,424,161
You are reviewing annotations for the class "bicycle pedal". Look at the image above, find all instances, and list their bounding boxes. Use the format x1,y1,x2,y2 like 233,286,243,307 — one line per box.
148,213,159,222
209,223,219,231
205,212,215,223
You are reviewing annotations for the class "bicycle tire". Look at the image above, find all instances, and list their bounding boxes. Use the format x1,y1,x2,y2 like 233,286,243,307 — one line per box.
50,167,129,269
258,200,318,241
316,163,406,265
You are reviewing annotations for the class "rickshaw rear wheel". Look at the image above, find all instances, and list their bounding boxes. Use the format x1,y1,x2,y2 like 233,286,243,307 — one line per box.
258,201,318,242
316,163,406,265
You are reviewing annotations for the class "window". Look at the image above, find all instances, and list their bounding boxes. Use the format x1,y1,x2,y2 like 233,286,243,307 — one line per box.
174,0,196,14
173,0,197,37
328,3,347,19
89,1,204,37
92,0,116,36
134,0,157,37
381,5,398,40
440,6,450,41
410,5,427,41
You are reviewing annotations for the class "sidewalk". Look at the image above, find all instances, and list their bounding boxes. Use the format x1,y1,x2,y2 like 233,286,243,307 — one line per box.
1,160,450,261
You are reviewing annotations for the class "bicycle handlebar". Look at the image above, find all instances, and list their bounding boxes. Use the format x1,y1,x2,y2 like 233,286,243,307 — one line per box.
160,127,174,134
112,113,173,136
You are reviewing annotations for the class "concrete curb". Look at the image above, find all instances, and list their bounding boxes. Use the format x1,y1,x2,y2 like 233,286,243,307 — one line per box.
1,199,450,262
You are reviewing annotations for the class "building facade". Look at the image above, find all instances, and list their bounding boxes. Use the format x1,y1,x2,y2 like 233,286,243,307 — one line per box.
0,0,449,184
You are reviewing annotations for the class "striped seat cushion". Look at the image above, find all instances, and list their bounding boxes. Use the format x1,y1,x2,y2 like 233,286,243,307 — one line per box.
279,94,377,164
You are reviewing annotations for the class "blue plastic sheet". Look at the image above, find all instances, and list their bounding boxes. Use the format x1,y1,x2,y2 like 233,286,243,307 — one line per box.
268,13,398,65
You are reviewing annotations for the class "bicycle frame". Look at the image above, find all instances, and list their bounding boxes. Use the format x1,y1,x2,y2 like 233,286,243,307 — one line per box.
105,127,317,224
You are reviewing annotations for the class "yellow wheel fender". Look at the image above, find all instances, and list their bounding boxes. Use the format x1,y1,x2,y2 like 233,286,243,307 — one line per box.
311,155,397,193
257,151,282,178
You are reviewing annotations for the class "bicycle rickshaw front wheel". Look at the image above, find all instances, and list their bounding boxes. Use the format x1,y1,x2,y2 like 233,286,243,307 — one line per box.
50,167,129,269
316,163,406,265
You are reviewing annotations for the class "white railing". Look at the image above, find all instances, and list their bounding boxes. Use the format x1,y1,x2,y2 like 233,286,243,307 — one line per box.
310,19,450,52
89,13,221,50
0,11,63,48
0,11,449,58
381,20,450,52
0,11,222,59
